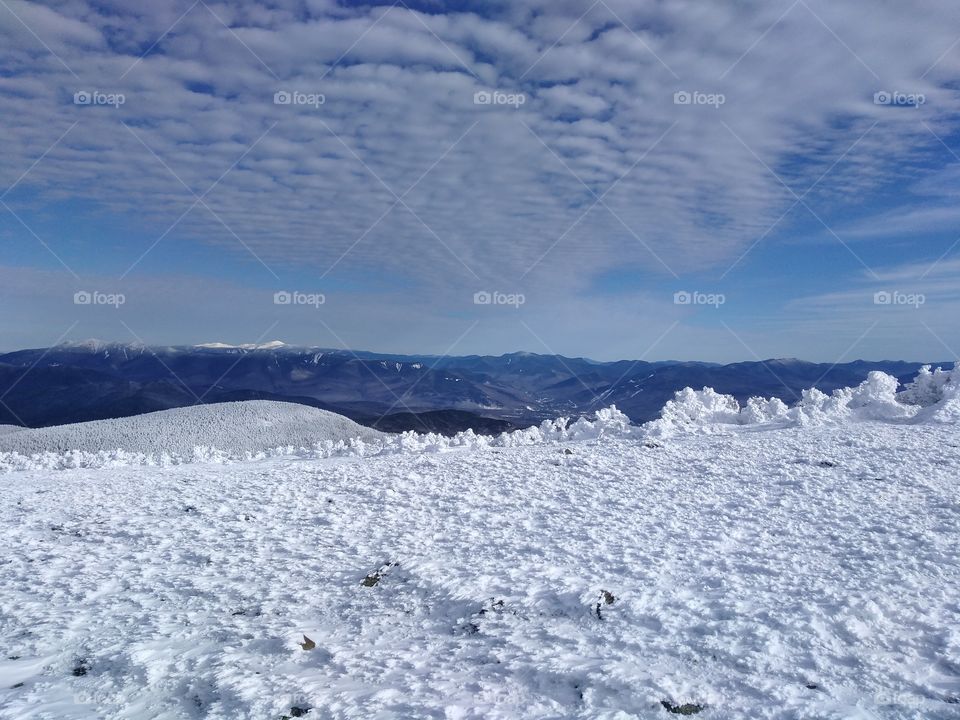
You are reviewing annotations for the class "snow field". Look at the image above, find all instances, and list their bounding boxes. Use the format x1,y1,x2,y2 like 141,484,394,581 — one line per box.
2,367,959,718
2,419,959,719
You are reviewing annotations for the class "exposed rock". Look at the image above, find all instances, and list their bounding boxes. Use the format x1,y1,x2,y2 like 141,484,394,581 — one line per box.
661,700,704,715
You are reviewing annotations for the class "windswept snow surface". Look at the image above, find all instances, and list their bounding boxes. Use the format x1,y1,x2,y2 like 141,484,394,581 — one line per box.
0,426,24,437
1,370,959,719
0,401,383,470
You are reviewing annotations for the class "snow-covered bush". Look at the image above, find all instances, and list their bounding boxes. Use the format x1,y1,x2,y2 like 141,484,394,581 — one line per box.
897,365,955,406
567,405,636,440
741,396,790,424
907,365,960,423
796,371,916,424
648,370,943,434
660,387,742,426
645,387,790,435
847,371,917,420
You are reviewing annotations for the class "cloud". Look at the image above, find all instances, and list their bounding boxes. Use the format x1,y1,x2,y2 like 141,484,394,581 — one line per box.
2,0,960,357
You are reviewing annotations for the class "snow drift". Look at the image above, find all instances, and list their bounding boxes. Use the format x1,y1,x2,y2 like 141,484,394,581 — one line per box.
0,401,383,470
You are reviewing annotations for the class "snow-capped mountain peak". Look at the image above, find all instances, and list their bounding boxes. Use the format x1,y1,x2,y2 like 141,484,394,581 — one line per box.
194,340,289,350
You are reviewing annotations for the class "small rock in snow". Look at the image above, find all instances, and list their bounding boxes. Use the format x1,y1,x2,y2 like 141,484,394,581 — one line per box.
660,700,704,715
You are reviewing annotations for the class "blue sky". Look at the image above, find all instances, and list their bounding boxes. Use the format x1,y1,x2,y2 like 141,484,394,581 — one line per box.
1,0,959,362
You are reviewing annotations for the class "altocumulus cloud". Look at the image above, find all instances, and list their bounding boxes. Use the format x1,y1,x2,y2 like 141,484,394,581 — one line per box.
1,0,960,359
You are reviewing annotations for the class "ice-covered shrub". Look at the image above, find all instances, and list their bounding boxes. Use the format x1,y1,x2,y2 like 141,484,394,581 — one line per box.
648,371,929,433
795,371,919,425
646,387,789,435
848,371,917,420
658,387,742,426
741,396,790,424
907,365,960,423
568,405,636,440
897,365,955,406
797,372,918,424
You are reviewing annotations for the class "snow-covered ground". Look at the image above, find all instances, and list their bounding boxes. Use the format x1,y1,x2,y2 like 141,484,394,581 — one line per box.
0,401,383,463
1,370,959,719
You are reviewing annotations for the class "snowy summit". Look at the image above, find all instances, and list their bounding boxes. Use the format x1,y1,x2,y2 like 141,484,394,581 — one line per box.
194,341,290,351
1,369,958,718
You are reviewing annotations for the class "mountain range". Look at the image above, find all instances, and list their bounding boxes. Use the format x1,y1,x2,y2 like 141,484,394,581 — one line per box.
0,340,949,433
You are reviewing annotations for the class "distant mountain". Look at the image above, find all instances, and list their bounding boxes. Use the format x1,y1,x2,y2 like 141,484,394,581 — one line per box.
0,341,949,431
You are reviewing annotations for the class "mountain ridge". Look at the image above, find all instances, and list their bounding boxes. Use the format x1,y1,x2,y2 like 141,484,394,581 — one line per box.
0,342,951,432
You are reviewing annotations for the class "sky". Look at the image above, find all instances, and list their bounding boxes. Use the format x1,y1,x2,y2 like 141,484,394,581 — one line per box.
1,0,959,363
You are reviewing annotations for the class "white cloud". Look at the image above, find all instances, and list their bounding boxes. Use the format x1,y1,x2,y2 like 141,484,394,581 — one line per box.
2,0,960,357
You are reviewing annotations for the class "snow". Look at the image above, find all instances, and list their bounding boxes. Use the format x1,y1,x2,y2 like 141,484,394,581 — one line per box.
898,365,955,407
194,341,288,350
0,401,383,470
0,369,957,474
0,425,24,436
58,340,139,352
0,401,642,474
1,371,959,719
646,368,959,436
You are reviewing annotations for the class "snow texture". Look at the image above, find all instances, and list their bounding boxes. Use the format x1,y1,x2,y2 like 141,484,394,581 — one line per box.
0,401,383,471
0,426,24,436
646,367,959,436
1,370,959,719
2,416,959,718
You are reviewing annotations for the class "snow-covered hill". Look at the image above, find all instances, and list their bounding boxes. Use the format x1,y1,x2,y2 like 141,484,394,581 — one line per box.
0,425,24,436
1,370,958,718
0,401,383,460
